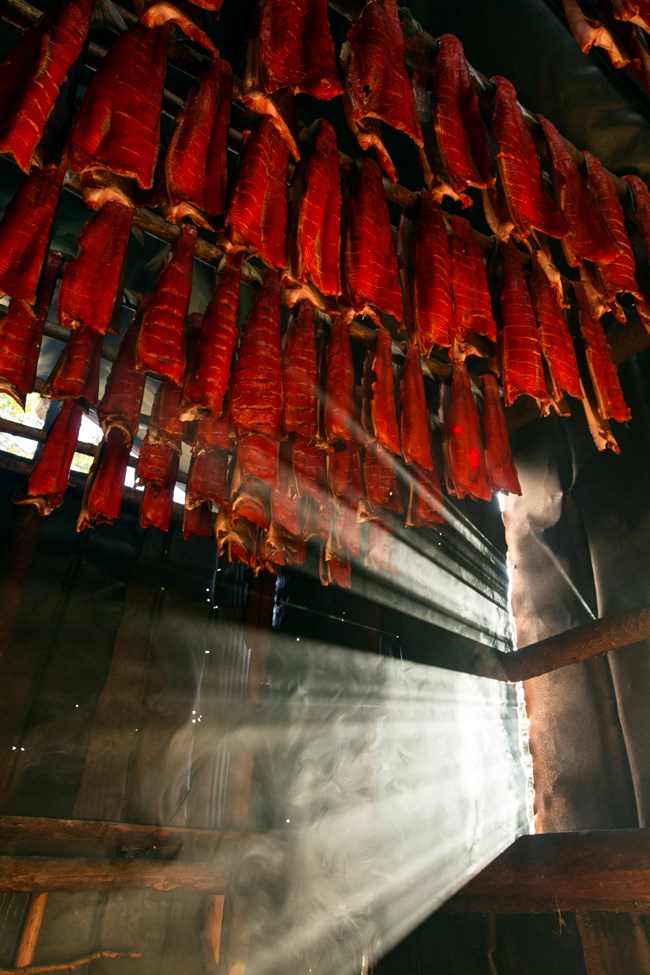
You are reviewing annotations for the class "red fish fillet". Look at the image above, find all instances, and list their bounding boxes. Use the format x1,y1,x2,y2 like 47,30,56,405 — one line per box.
68,22,173,190
136,439,179,491
369,326,400,455
216,506,258,567
404,462,444,527
329,442,363,503
363,443,403,513
0,157,66,305
329,500,361,558
235,433,280,490
341,0,422,180
161,56,233,227
182,503,213,540
194,411,233,454
283,301,319,438
231,472,271,531
612,0,650,29
449,214,497,348
365,519,394,573
139,458,179,532
230,271,284,439
145,380,185,450
290,120,342,297
400,341,433,469
492,76,567,240
560,0,633,66
137,225,196,386
443,361,491,501
16,401,83,516
43,326,103,407
182,253,242,420
322,550,352,589
270,443,302,537
537,115,619,267
258,0,342,99
77,426,131,530
57,201,133,334
481,373,521,496
413,194,453,352
98,303,148,440
530,256,582,402
0,0,94,172
323,315,356,443
344,159,403,323
498,241,548,409
584,152,640,298
0,251,62,407
292,438,328,506
433,34,494,198
574,281,631,422
624,174,650,253
186,448,230,510
226,119,289,269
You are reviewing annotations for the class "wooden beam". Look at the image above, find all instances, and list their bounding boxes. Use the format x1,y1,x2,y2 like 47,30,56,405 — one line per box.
444,829,650,914
0,857,229,893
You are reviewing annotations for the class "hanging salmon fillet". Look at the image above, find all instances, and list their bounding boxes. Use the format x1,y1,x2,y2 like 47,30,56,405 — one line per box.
363,443,403,514
624,174,650,251
290,120,342,298
449,214,497,351
412,195,454,353
0,157,66,305
340,0,422,182
574,281,631,423
404,461,444,527
137,225,196,386
498,241,549,410
16,401,84,516
481,373,521,496
68,21,172,191
292,437,329,507
194,409,233,453
491,76,567,240
559,0,633,67
443,361,491,501
283,301,319,438
140,463,179,531
43,326,103,408
367,326,400,455
344,159,403,323
537,116,619,267
182,503,213,540
530,256,582,402
432,34,494,200
98,304,148,440
161,56,233,227
182,253,242,420
226,119,290,270
399,341,433,470
365,519,394,573
0,252,63,407
186,448,230,511
57,201,133,334
269,442,302,536
230,271,284,439
584,152,641,299
323,315,356,444
328,443,363,557
77,426,132,530
0,0,94,172
258,0,342,99
136,380,185,530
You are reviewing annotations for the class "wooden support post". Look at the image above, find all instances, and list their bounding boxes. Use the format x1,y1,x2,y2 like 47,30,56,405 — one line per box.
444,829,650,914
202,894,225,973
14,893,48,969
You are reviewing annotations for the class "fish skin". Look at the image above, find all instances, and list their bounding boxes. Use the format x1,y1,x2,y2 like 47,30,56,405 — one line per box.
444,360,491,502
291,120,342,297
43,325,103,408
584,151,641,298
230,271,284,439
182,254,243,421
226,119,290,270
77,426,131,531
369,326,401,456
449,214,497,347
481,372,521,496
400,341,433,470
162,57,233,226
530,256,582,402
283,301,319,438
498,240,549,409
98,301,148,440
57,201,133,334
0,157,66,305
433,34,494,195
17,401,83,516
344,158,403,323
69,22,172,190
341,0,422,179
537,115,619,267
412,194,454,352
574,280,631,423
492,76,567,240
0,0,94,172
259,0,342,99
137,225,196,387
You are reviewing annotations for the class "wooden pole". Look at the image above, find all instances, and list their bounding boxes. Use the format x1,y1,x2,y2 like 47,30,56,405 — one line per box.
14,893,48,969
443,829,650,914
0,857,230,893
